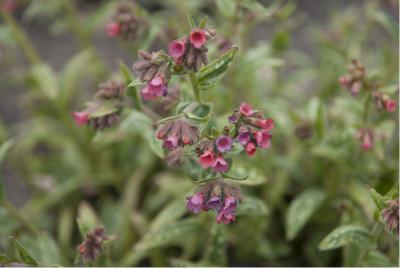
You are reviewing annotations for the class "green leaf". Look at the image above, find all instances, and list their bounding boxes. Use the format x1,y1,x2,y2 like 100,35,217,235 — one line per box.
286,188,326,240
216,0,236,18
11,237,38,266
315,101,327,139
183,103,212,123
362,250,396,267
28,64,58,99
77,202,99,237
198,16,208,28
0,139,13,165
19,234,61,266
120,110,163,158
236,196,269,216
197,47,238,91
150,199,187,232
203,223,227,266
223,162,267,185
369,188,387,211
318,225,371,251
224,142,244,156
186,8,196,28
88,101,118,118
119,60,133,84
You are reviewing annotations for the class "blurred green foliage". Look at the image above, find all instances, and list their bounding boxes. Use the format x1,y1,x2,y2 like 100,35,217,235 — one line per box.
0,0,398,266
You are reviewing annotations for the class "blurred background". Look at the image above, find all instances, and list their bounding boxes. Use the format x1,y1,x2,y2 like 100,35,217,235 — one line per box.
0,0,398,266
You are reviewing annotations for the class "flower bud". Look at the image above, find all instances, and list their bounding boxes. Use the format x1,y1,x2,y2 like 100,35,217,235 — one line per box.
78,227,108,262
381,198,399,234
106,22,121,37
384,99,397,113
72,111,90,126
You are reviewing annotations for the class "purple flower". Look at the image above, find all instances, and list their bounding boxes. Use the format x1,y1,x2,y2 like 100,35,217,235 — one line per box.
228,114,238,123
215,135,233,153
216,195,237,224
163,135,178,150
204,195,222,211
212,156,229,173
237,132,250,146
186,193,205,213
141,75,167,100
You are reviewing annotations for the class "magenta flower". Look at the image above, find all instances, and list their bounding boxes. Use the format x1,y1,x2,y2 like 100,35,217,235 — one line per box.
105,22,121,37
237,132,250,146
216,195,237,224
141,75,167,100
257,118,274,131
199,150,215,168
216,135,233,153
186,193,205,213
384,99,397,112
163,135,178,150
189,29,207,49
72,111,89,126
212,156,229,173
239,102,253,116
168,40,186,63
254,130,272,148
204,195,222,211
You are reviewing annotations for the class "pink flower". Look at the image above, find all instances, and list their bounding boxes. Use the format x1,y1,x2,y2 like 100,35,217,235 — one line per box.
254,130,272,148
163,135,178,150
239,102,253,116
189,29,207,49
141,75,167,100
384,99,397,113
72,111,89,126
338,75,350,88
257,118,274,131
199,150,215,168
105,22,120,37
357,129,374,151
186,193,205,213
245,142,256,156
212,156,229,173
215,135,233,153
168,40,186,63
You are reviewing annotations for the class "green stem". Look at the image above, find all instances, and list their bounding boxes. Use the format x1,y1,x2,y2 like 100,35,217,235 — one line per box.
0,9,41,64
363,92,372,124
189,73,202,103
61,0,90,49
4,200,40,237
355,222,383,266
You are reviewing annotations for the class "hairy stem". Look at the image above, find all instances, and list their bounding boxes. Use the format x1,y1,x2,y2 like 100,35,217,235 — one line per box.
189,73,202,103
0,9,41,64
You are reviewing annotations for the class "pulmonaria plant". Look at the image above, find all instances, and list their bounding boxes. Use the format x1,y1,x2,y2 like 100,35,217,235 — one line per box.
78,227,108,262
105,1,144,40
74,17,273,225
339,59,397,151
186,180,241,224
73,80,125,129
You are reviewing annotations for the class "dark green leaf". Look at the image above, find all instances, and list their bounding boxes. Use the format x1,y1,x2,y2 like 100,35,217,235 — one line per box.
197,47,238,91
203,223,227,266
236,197,269,216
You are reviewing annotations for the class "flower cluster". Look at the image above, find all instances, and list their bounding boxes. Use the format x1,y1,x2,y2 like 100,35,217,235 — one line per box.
229,102,274,156
381,198,399,235
356,128,374,151
156,118,199,150
339,59,397,113
133,50,171,100
72,80,125,129
168,28,216,72
338,59,365,96
106,1,142,40
78,227,108,262
186,180,241,224
195,103,274,173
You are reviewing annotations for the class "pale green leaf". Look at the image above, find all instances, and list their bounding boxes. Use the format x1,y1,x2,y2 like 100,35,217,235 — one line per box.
318,225,371,251
286,188,326,240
